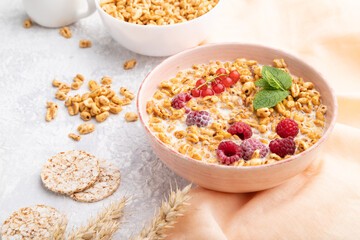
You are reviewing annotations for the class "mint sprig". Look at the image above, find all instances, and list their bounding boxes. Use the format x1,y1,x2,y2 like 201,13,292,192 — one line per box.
253,66,292,110
253,89,289,110
254,78,276,90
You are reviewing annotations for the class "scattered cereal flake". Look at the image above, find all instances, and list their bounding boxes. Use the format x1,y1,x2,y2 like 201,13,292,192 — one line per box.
59,27,72,38
124,59,136,70
68,133,81,141
46,102,58,122
125,112,138,122
78,123,95,134
74,74,85,82
101,76,112,85
23,19,32,28
79,40,92,48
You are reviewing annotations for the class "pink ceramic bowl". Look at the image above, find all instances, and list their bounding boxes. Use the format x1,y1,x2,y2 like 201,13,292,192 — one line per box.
137,43,338,193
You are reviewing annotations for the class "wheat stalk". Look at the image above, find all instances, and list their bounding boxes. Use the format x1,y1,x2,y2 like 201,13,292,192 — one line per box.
67,196,129,240
131,184,192,240
50,215,68,240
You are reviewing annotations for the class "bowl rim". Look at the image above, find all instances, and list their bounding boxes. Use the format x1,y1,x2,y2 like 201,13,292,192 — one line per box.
137,42,338,171
95,0,223,29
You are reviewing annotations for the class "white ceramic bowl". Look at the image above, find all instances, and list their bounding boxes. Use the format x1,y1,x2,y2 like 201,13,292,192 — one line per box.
137,43,338,193
96,0,223,56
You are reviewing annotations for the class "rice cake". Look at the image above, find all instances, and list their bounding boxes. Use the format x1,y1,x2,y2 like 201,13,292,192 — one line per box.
69,159,121,203
41,150,100,195
1,205,63,240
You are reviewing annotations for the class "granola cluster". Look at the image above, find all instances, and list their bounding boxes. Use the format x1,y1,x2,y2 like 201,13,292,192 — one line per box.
100,0,219,25
146,58,327,166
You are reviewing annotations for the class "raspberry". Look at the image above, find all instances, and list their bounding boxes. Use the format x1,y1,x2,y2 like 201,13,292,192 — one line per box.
186,111,211,128
171,93,192,109
227,122,252,140
269,137,296,158
216,141,243,165
276,118,299,138
240,138,269,160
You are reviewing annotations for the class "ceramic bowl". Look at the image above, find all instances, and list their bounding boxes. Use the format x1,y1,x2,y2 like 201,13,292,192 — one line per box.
96,0,223,57
137,43,338,193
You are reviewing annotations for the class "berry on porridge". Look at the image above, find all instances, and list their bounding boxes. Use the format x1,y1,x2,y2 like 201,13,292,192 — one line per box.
146,58,327,166
227,122,252,140
276,118,299,138
241,138,269,161
269,137,297,158
186,111,212,128
216,141,243,165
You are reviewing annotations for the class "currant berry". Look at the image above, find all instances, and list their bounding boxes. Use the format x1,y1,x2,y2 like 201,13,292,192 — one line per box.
229,70,240,84
196,79,208,91
201,88,215,97
216,68,227,80
221,77,233,88
213,83,225,94
211,78,221,87
191,88,201,97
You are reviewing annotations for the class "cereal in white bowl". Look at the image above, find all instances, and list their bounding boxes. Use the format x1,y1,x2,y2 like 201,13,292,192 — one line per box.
100,0,219,25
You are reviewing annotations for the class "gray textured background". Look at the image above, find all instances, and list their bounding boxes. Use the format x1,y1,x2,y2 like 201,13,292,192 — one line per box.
0,1,189,239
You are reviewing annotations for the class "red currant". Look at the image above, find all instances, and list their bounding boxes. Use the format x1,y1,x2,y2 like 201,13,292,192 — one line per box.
211,78,221,87
229,70,240,84
196,79,208,91
201,88,215,97
213,83,225,94
191,88,201,97
216,68,227,80
221,77,233,88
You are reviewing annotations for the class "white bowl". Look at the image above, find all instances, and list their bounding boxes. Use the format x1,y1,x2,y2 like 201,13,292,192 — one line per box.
96,0,223,56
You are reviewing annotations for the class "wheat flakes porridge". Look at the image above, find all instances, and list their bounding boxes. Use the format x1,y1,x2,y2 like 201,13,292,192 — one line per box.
146,58,327,166
100,0,219,25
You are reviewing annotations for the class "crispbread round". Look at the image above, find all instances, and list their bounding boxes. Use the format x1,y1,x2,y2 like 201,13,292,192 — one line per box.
1,205,63,240
69,159,121,203
41,150,100,195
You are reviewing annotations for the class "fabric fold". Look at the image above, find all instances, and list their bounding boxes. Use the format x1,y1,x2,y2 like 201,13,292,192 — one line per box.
166,0,360,238
167,125,360,240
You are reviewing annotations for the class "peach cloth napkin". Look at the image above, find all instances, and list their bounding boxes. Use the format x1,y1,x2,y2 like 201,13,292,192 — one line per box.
167,0,360,239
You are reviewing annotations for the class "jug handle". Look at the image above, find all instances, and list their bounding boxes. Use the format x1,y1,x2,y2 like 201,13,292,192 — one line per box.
76,0,96,19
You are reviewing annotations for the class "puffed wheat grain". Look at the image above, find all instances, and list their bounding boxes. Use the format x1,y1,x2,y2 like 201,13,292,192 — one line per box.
59,27,71,38
79,40,92,48
23,18,32,28
125,112,138,122
123,59,136,70
68,133,81,141
78,123,95,134
46,102,58,122
96,111,109,122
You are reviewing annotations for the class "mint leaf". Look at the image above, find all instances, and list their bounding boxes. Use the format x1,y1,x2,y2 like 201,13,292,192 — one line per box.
255,78,277,90
261,66,292,90
253,89,289,110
